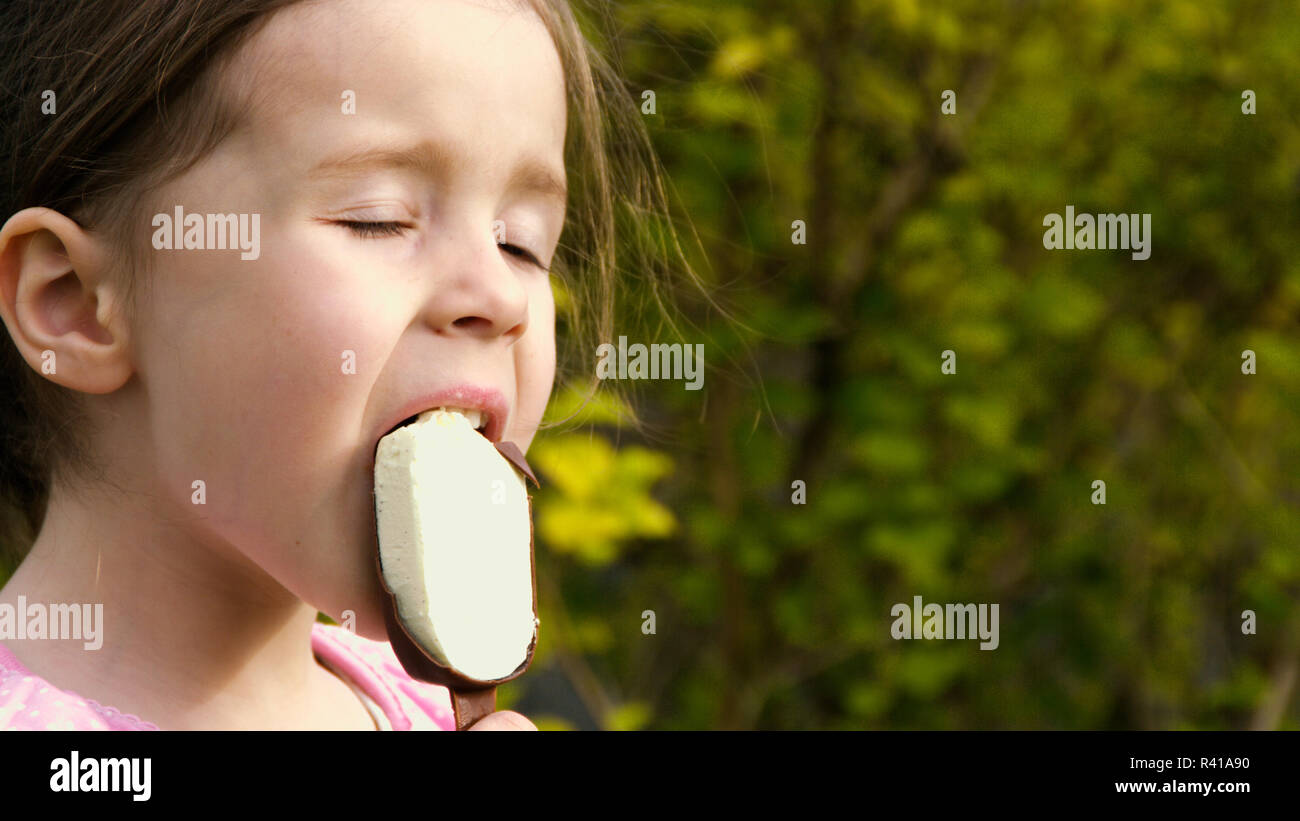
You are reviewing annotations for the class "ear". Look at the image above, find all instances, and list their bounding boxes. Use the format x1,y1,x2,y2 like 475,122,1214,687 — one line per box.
0,207,132,394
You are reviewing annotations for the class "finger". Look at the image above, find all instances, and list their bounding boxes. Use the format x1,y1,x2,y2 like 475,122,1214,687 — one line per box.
466,710,538,731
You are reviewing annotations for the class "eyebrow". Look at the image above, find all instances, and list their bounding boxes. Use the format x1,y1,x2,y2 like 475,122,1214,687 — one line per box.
309,139,567,208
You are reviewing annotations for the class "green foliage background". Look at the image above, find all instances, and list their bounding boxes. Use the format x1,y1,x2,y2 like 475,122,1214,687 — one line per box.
509,0,1300,730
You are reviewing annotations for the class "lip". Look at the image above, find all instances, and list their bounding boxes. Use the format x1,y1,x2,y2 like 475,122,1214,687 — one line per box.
369,384,511,471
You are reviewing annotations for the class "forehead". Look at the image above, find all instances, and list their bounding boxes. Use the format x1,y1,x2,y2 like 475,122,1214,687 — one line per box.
226,0,567,189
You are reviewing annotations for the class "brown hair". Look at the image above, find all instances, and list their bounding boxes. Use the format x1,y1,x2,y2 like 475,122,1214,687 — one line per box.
0,0,693,571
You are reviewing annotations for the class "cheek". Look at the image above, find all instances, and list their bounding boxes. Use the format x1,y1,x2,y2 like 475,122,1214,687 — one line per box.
531,281,556,374
137,247,391,551
512,280,556,449
132,244,401,631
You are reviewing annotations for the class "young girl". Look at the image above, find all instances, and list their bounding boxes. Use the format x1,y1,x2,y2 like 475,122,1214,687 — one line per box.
0,0,675,730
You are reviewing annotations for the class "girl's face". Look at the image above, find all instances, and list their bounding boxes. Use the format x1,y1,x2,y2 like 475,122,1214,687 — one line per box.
128,0,565,636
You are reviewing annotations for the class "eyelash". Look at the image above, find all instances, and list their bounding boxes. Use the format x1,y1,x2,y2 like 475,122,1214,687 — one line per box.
340,220,406,238
336,221,547,270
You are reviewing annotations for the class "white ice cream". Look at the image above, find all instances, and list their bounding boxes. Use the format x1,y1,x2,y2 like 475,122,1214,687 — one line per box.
375,408,536,682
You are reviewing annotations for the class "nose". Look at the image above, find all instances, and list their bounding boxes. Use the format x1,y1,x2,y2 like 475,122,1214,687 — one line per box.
420,221,529,343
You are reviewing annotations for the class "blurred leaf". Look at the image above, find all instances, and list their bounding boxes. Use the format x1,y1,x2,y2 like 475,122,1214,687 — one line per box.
532,715,577,732
530,433,676,565
605,701,653,731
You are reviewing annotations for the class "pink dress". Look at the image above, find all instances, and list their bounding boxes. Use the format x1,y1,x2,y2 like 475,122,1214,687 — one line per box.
0,623,456,730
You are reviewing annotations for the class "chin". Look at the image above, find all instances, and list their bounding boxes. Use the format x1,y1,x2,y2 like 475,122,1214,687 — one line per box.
331,603,390,642
317,572,394,641
353,615,391,643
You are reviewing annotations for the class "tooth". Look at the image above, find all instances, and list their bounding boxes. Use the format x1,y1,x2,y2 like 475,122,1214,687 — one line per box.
414,407,482,431
374,408,537,726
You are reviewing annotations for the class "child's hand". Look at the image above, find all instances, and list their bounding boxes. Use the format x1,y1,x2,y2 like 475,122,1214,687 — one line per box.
467,710,538,731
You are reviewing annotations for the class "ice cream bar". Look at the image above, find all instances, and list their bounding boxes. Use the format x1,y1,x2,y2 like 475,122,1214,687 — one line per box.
373,408,540,730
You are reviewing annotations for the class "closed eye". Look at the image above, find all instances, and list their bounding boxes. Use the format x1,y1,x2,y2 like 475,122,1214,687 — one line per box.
337,220,407,238
334,220,546,269
500,242,548,271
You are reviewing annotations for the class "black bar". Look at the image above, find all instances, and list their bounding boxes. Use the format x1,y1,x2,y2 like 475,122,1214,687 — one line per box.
1,730,1289,808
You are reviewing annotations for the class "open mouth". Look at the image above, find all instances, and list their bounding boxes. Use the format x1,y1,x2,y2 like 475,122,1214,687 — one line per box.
370,401,506,478
384,407,491,439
